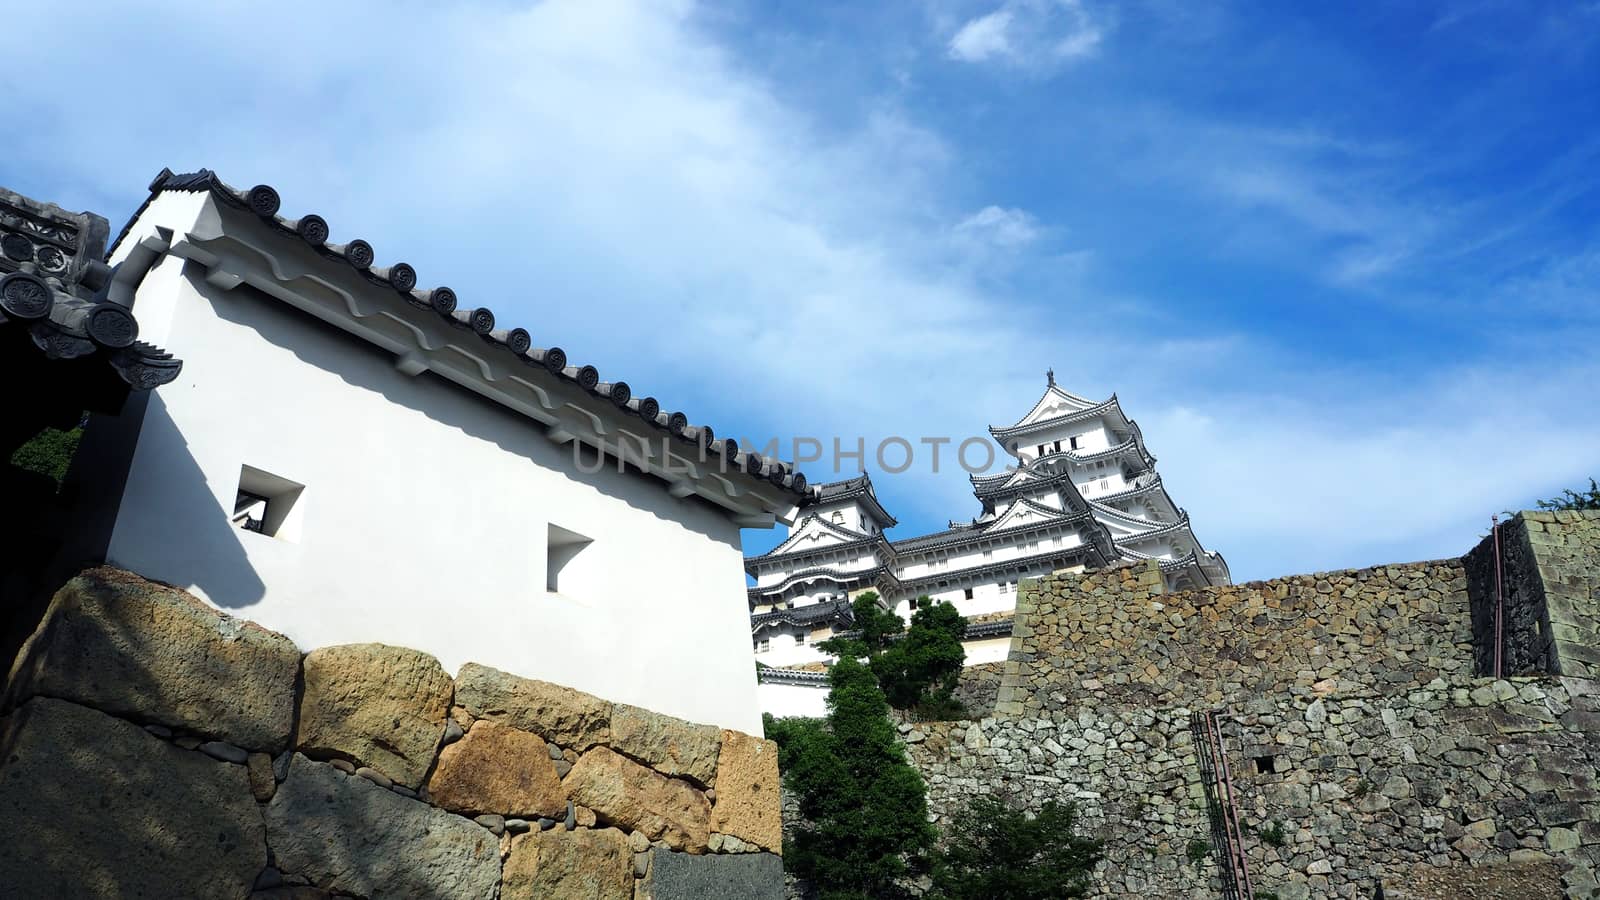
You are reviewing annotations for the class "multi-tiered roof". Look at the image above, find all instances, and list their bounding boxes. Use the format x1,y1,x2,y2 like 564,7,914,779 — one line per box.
745,376,1228,640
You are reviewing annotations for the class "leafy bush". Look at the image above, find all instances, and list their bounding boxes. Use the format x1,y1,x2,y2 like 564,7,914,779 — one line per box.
1186,837,1211,868
928,793,1104,900
778,656,935,900
1260,820,1287,848
8,425,82,486
1538,478,1600,511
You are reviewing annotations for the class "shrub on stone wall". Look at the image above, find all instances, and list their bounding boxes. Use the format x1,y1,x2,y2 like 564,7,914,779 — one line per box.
927,793,1103,900
782,656,935,900
1537,477,1600,511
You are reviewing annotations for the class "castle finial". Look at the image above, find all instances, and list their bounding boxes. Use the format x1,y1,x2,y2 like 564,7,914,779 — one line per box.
1046,367,1055,387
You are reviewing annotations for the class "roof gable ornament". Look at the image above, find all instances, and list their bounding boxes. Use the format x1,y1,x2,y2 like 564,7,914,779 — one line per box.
1046,367,1055,387
0,185,182,396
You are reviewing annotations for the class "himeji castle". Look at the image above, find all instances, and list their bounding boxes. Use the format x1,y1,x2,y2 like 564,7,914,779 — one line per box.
749,373,1229,715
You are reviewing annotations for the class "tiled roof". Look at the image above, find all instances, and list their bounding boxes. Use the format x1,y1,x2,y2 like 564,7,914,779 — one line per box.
110,168,806,497
989,394,1124,442
751,598,854,633
0,186,181,392
800,471,897,526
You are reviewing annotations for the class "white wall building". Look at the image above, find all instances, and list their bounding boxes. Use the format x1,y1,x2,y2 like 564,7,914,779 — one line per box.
81,169,806,735
750,375,1228,714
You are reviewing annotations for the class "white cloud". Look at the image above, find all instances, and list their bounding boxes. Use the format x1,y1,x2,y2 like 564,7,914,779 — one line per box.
955,205,1039,246
947,0,1103,67
8,0,1596,583
948,9,1016,62
1146,361,1600,580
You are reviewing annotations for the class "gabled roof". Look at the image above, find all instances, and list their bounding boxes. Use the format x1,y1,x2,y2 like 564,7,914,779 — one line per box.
971,465,1095,510
991,394,1124,444
800,471,897,527
110,168,803,520
890,502,1094,554
1,186,181,396
1001,378,1098,432
748,514,892,568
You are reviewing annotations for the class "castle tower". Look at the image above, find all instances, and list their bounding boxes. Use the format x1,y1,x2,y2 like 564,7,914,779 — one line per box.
749,374,1229,716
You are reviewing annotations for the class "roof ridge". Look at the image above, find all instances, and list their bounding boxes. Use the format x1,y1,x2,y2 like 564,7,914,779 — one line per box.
116,167,806,497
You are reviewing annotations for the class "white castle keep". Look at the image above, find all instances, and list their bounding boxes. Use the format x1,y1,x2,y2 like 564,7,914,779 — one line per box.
748,374,1229,715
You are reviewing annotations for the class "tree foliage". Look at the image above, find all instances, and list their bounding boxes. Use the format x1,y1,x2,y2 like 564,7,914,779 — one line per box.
1538,478,1600,511
777,656,935,900
928,793,1105,900
818,590,903,659
875,600,967,713
820,591,967,714
8,426,82,486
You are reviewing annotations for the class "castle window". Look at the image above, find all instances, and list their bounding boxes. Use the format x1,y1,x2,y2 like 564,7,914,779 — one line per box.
909,597,919,610
1254,756,1278,775
963,587,974,600
1070,436,1080,450
832,511,844,524
1053,440,1061,452
796,632,807,646
1037,444,1047,457
546,523,593,593
232,465,305,542
757,638,770,653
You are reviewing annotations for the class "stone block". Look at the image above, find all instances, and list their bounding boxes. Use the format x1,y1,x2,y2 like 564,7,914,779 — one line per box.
264,754,499,899
4,567,300,750
295,643,452,788
428,718,567,817
455,663,610,749
502,827,633,900
1548,827,1581,852
0,697,265,897
642,848,784,900
564,745,711,852
709,729,782,853
610,702,721,785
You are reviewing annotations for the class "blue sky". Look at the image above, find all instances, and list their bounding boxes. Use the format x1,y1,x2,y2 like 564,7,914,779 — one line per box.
7,0,1597,581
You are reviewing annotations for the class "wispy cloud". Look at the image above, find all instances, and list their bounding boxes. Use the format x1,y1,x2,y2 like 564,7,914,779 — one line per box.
6,0,1595,583
947,0,1104,67
955,205,1040,246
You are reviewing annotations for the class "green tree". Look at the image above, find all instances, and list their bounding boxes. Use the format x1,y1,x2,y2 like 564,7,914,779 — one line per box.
818,590,903,659
872,600,967,714
781,656,935,900
929,793,1104,900
1538,478,1600,511
821,592,968,714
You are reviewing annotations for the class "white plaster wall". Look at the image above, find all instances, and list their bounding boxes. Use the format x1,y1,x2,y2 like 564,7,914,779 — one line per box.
757,680,829,719
962,636,1011,665
754,630,830,668
107,259,765,733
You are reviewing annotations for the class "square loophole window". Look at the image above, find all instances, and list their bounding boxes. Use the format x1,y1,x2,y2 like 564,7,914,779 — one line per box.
1254,755,1278,775
232,465,305,542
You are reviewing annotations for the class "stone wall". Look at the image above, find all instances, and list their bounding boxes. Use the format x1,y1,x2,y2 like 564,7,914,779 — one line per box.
951,660,1005,718
993,557,1472,718
917,511,1600,899
1465,510,1600,678
0,568,783,899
